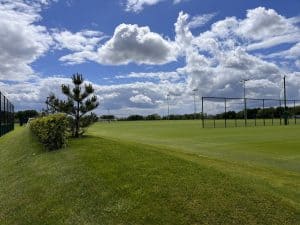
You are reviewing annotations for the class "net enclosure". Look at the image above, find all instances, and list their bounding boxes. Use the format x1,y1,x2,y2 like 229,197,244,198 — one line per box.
201,96,300,128
0,91,14,137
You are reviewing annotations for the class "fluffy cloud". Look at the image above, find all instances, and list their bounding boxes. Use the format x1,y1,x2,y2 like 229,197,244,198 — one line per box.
0,76,71,109
237,7,298,41
60,23,178,65
125,0,187,12
267,42,300,59
0,0,54,81
2,5,300,115
295,60,300,69
130,94,153,105
53,30,107,52
97,24,177,65
174,9,294,101
188,13,216,29
0,74,188,116
125,0,162,12
116,71,183,82
53,29,110,65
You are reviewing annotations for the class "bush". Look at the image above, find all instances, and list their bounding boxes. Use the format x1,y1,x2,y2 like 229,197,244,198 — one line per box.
30,114,69,151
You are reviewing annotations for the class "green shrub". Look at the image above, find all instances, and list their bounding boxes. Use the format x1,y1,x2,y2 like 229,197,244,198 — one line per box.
30,114,69,150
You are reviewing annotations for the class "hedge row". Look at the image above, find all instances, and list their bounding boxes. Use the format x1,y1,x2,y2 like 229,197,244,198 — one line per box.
30,114,69,150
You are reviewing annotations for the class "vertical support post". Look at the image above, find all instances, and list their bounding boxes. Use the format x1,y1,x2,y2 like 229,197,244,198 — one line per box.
244,97,247,127
294,100,296,125
214,117,216,128
0,92,2,137
10,102,13,131
224,98,227,128
201,97,204,128
255,115,257,126
193,90,197,120
279,100,282,125
12,104,15,131
263,99,265,126
167,94,170,120
4,95,6,133
283,76,288,126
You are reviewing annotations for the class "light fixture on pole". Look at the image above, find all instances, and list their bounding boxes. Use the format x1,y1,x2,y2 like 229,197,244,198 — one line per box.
240,79,249,126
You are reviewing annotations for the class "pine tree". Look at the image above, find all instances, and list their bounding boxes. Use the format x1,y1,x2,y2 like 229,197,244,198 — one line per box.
46,73,99,137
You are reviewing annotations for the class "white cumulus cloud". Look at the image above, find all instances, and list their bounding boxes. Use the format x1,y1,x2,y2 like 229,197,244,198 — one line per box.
0,0,54,81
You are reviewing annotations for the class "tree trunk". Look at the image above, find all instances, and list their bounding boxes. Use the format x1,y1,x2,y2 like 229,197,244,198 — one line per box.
75,100,80,138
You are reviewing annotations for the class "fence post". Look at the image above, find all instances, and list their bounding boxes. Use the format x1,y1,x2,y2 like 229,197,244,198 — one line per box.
0,92,2,136
245,98,247,127
279,100,282,125
224,98,227,128
201,97,204,128
263,99,265,126
4,95,6,133
294,100,296,125
13,104,15,130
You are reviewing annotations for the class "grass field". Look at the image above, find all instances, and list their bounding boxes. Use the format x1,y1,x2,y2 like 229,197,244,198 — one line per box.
0,121,299,224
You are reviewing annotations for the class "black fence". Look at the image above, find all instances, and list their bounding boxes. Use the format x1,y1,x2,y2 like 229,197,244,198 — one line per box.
201,96,300,128
0,92,14,137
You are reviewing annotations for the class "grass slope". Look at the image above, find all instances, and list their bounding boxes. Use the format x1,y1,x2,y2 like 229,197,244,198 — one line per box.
0,126,299,224
90,121,300,211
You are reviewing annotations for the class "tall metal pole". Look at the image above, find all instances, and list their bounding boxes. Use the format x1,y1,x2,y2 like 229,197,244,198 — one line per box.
192,88,198,119
224,98,227,128
167,93,170,120
201,97,204,128
263,99,265,126
240,79,249,127
0,92,2,136
294,100,296,124
283,76,288,125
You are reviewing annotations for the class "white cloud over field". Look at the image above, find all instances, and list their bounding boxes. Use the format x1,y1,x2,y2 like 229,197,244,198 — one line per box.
0,1,300,115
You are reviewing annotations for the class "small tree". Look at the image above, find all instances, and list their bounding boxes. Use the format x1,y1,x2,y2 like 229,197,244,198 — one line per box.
46,73,99,137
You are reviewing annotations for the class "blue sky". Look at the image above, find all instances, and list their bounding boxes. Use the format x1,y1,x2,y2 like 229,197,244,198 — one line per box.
0,0,300,116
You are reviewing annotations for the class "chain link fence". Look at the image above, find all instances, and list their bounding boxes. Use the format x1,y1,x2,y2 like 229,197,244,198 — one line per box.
0,92,14,137
201,97,300,128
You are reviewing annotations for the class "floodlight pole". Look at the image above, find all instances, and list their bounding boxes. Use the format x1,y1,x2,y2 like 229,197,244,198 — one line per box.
193,88,198,119
201,97,204,128
240,79,249,126
167,93,170,120
283,75,288,125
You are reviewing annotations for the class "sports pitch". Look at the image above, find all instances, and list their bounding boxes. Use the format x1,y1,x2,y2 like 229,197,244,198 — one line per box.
90,120,300,208
1,121,299,224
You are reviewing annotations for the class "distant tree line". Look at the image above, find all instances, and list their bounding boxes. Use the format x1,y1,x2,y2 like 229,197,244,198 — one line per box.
99,105,300,121
14,104,300,126
15,110,39,126
115,113,203,121
214,106,300,119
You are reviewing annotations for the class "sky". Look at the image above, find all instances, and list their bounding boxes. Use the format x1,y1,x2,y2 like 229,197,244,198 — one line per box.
0,0,300,116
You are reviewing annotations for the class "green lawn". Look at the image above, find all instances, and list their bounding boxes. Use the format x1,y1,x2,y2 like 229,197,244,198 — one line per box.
0,122,299,224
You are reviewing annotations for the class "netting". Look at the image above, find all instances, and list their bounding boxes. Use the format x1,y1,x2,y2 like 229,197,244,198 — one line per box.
201,97,300,128
0,92,14,137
